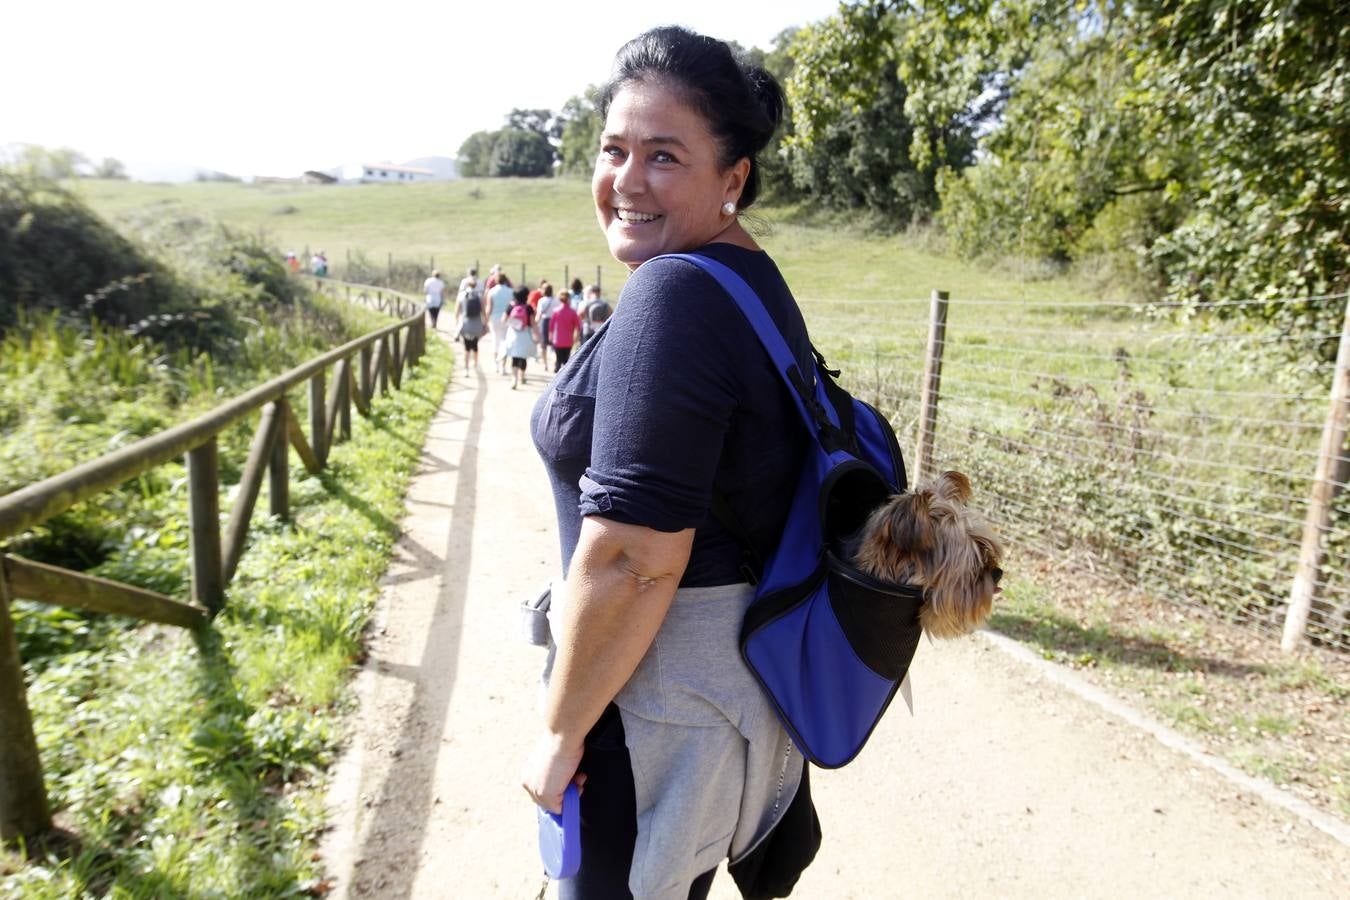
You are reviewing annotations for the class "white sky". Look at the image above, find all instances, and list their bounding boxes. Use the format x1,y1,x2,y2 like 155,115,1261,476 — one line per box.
5,0,841,181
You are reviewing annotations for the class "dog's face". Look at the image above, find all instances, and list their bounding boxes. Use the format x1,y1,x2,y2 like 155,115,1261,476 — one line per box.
853,470,1003,639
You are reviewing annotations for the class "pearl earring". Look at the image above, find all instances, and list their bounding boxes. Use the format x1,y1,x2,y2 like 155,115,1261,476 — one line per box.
722,201,737,216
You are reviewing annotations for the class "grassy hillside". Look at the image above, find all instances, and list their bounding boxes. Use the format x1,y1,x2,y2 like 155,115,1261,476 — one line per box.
75,177,1107,304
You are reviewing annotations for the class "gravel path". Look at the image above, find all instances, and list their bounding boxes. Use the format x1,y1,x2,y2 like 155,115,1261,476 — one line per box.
320,350,1350,899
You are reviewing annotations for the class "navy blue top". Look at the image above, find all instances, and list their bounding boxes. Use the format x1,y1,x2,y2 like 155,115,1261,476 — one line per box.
531,243,812,587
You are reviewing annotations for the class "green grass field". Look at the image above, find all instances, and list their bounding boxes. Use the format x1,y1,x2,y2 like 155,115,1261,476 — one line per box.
74,177,1106,305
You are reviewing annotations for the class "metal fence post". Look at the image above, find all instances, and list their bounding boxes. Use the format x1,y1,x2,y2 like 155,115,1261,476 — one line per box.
0,561,53,844
1282,293,1350,651
915,290,950,482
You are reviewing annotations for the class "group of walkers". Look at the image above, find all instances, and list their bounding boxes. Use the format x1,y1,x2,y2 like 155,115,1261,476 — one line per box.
423,265,612,388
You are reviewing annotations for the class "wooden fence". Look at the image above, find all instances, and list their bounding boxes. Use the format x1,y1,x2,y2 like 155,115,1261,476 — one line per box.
0,279,428,844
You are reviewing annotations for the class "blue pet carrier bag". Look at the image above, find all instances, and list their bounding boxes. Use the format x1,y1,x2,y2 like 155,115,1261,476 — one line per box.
666,253,925,768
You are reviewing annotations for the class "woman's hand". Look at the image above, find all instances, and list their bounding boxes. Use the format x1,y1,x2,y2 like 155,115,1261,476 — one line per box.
521,730,586,814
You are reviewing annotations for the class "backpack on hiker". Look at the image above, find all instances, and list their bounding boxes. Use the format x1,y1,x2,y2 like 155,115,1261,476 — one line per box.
581,298,612,340
458,288,486,340
462,289,482,320
666,253,922,769
509,303,530,332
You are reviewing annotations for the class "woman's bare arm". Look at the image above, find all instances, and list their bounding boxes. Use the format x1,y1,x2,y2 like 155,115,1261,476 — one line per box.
521,515,694,812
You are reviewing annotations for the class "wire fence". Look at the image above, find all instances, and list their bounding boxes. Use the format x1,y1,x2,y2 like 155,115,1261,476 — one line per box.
804,290,1350,653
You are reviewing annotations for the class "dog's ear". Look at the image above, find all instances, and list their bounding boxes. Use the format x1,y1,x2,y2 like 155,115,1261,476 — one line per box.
934,470,972,503
882,490,935,552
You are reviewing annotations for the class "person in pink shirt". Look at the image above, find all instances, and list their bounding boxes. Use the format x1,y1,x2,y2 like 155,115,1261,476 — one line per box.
548,297,581,371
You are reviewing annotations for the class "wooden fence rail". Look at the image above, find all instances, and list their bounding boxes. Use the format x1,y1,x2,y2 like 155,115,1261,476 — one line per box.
0,279,429,843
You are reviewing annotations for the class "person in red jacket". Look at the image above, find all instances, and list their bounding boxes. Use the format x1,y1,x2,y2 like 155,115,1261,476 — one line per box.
548,295,581,370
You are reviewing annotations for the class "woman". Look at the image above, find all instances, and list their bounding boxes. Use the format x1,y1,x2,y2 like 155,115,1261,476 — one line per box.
453,276,487,373
487,273,515,375
523,26,817,899
504,285,538,389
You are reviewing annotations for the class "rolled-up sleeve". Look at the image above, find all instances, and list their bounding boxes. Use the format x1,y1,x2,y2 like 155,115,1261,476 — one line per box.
579,258,739,531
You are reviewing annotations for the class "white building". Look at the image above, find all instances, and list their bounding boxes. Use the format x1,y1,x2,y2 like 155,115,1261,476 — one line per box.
339,162,435,184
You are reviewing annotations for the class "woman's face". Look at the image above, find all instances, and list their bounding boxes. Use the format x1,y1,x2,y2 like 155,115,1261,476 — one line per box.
592,79,748,270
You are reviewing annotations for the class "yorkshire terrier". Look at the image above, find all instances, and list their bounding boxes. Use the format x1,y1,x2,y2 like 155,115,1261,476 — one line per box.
850,470,1003,639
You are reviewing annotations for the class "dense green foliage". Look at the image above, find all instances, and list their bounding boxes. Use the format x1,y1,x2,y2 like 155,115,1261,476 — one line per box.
0,171,307,348
787,1,1348,321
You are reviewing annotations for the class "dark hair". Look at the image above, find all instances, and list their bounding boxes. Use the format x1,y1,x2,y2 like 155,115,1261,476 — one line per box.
570,277,584,293
513,286,530,304
598,26,784,211
543,283,554,297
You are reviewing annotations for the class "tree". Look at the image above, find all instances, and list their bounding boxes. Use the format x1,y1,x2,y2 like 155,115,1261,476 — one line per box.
557,88,603,176
92,157,128,180
505,108,561,143
457,130,497,178
784,9,973,221
488,129,554,177
3,144,89,180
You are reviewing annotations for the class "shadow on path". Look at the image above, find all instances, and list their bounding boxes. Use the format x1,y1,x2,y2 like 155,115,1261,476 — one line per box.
348,369,486,897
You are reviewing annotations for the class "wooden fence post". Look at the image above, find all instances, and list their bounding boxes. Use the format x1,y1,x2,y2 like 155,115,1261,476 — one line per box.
378,336,390,397
269,398,290,518
596,265,602,295
1282,293,1350,651
0,562,53,844
359,344,374,409
187,437,224,615
339,359,352,441
222,403,281,584
310,372,327,467
915,290,950,482
387,251,392,286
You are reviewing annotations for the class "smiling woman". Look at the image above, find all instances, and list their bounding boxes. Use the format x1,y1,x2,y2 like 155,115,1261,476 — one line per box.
520,25,822,900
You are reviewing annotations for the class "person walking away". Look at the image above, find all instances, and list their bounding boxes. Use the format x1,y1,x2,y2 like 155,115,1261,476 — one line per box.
285,251,300,273
423,269,447,330
521,26,820,897
459,266,478,293
569,277,586,310
578,285,612,344
455,277,487,373
487,274,515,375
504,286,536,389
548,293,580,371
536,283,559,371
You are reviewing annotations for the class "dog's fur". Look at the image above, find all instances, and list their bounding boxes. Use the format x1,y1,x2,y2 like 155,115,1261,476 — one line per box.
851,470,1003,639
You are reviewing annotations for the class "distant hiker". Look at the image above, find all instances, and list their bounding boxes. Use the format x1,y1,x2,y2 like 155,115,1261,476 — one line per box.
536,282,559,370
459,266,478,293
548,293,580,371
569,277,585,310
504,286,536,389
285,251,300,273
487,273,515,375
485,263,504,293
423,269,447,329
311,251,328,277
455,276,488,373
578,285,611,344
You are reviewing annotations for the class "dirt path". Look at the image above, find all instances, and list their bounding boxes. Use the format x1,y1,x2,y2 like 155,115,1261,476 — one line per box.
320,346,1349,899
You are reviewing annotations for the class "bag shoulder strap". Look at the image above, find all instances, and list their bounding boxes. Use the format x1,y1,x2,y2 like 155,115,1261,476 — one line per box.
662,253,837,434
